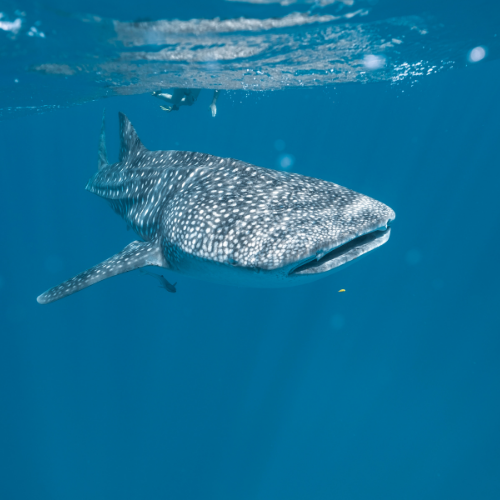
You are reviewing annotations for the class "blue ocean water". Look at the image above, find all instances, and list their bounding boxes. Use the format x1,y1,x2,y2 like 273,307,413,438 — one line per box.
1,1,500,499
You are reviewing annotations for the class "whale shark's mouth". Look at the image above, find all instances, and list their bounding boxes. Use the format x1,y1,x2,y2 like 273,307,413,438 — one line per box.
289,227,392,276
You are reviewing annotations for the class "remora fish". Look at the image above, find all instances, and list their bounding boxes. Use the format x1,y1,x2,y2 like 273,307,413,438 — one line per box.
37,112,395,304
139,269,177,293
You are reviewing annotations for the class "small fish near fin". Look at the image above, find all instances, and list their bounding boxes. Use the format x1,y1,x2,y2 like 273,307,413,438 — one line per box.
139,269,177,293
118,112,148,162
37,241,169,305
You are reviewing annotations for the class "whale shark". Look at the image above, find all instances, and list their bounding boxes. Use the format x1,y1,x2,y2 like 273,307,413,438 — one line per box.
37,112,395,304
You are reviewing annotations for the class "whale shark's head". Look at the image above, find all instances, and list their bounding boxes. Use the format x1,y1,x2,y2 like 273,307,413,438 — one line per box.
161,159,395,285
250,171,395,282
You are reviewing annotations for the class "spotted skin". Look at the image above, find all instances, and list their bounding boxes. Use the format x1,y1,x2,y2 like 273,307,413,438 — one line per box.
37,112,395,304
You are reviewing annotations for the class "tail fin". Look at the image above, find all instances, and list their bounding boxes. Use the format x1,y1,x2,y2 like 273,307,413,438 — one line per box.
118,112,147,162
98,109,108,170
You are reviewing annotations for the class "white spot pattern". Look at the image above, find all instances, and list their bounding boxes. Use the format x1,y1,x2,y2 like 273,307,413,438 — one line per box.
86,114,395,272
38,113,396,305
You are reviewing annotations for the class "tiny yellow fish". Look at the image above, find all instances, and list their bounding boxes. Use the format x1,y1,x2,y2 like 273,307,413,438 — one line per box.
338,289,346,293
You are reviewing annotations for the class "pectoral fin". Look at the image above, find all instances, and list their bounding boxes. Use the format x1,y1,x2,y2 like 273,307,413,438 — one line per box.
37,241,168,305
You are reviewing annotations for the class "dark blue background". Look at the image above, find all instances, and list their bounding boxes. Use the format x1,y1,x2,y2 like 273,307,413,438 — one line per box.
1,57,499,498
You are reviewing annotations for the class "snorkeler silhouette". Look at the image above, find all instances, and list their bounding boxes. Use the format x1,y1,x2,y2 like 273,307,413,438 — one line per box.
152,88,201,112
152,88,220,116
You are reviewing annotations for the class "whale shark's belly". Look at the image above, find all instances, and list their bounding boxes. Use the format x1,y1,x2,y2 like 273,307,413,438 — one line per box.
163,247,316,287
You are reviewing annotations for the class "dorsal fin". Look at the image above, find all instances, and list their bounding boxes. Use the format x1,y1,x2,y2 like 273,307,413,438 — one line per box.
98,109,108,171
118,112,147,162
